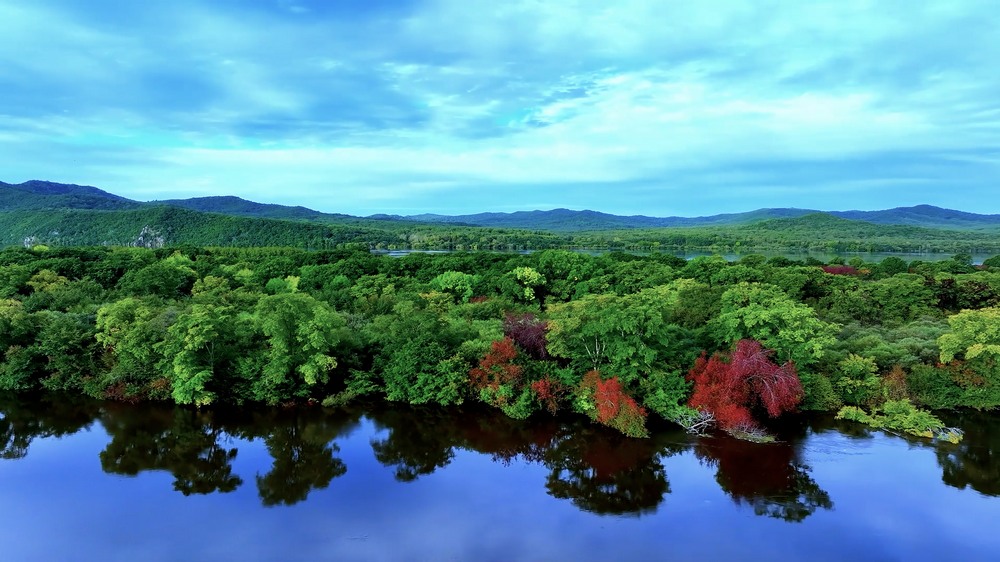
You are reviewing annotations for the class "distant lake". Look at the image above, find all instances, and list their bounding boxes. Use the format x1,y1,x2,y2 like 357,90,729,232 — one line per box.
372,248,996,264
2,395,999,561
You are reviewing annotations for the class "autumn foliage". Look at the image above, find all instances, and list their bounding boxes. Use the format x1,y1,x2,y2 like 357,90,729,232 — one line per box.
687,339,803,433
503,312,550,360
530,376,567,414
581,370,648,438
469,337,523,392
821,265,860,275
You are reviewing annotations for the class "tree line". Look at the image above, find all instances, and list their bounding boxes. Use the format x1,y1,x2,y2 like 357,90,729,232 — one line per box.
2,245,1000,439
6,207,1000,255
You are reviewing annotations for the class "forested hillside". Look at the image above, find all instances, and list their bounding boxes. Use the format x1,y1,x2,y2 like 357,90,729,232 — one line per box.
2,245,998,439
0,180,140,211
4,180,1000,254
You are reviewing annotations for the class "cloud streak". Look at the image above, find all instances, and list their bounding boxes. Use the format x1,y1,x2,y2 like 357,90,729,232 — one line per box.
1,0,998,215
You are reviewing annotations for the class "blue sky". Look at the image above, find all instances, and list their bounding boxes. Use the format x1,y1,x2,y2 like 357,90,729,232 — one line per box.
1,0,998,216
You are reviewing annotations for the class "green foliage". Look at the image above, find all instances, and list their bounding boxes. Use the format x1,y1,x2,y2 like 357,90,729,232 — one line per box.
907,364,963,410
711,282,838,368
799,372,842,411
828,319,947,371
365,301,478,405
939,308,1000,363
117,257,197,299
508,266,546,303
35,312,99,393
834,354,882,406
94,297,173,399
0,299,40,391
0,264,31,298
429,271,476,303
874,256,909,278
264,275,300,295
546,287,698,414
245,292,349,404
158,303,246,406
1,242,999,437
836,399,958,441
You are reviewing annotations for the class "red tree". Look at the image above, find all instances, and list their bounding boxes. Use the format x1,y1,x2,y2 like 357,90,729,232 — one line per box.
470,337,523,391
821,265,859,275
687,339,803,433
530,376,567,414
503,312,550,360
581,370,648,438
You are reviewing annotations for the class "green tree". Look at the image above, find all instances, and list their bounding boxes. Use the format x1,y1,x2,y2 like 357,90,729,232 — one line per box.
158,303,245,406
937,308,1000,409
546,287,699,420
710,283,837,368
116,253,197,299
939,308,1000,363
0,299,42,391
34,312,99,393
243,292,350,404
429,271,477,303
95,297,173,399
507,266,546,303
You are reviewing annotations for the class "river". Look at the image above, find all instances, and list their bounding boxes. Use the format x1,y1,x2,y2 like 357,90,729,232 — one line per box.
1,394,998,561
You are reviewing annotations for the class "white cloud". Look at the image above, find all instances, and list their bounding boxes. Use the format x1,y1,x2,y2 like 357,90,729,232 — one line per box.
1,0,999,214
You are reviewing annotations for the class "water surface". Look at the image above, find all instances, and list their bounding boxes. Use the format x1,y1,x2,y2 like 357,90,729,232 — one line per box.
2,395,998,561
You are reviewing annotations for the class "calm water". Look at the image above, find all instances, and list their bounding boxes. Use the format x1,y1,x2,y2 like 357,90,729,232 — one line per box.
2,394,999,562
373,248,996,264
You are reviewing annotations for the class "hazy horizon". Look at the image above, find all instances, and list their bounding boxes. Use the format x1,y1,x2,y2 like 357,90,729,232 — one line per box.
2,1,998,216
7,177,999,220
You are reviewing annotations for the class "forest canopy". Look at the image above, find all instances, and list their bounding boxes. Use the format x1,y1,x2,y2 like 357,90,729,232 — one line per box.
1,245,998,438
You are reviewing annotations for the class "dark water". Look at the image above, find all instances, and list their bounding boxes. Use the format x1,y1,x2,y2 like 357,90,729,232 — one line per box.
2,395,999,562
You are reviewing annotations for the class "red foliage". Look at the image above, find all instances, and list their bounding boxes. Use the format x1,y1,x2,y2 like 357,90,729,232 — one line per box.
530,376,567,414
821,265,859,275
503,312,550,360
687,339,803,432
470,337,523,391
581,370,648,437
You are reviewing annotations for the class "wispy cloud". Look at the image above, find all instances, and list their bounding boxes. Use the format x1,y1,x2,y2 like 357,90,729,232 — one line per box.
1,0,998,215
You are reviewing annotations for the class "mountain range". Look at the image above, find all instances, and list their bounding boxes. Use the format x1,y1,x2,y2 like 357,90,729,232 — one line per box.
2,179,1000,253
377,205,1000,232
4,179,999,232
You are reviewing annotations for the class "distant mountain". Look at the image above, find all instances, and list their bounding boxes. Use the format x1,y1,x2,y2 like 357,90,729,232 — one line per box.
0,180,1000,249
391,207,820,231
154,195,356,223
0,206,402,249
830,205,1000,230
393,205,1000,232
0,180,140,211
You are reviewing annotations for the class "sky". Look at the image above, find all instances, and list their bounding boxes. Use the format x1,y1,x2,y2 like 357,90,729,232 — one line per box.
1,0,999,217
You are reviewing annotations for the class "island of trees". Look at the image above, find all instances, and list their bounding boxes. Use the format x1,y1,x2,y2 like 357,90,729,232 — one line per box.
3,244,1000,440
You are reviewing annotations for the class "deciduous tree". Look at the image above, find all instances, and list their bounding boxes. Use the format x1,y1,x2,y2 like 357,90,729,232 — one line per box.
688,339,803,434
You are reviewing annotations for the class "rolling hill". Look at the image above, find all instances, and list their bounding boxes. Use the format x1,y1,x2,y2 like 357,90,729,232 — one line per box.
0,180,141,211
5,179,1000,232
3,179,1000,254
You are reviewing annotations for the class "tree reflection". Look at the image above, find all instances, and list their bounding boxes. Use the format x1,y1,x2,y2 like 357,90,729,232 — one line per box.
460,411,561,465
0,393,99,460
695,435,832,522
542,426,671,516
368,405,460,482
99,404,242,495
368,404,681,515
245,408,359,506
935,411,1000,497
